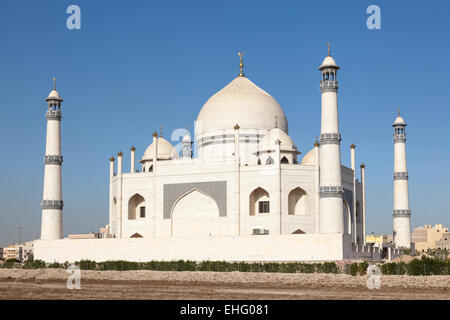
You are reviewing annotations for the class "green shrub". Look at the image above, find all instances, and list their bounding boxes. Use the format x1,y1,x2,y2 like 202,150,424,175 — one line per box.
77,260,97,270
358,262,369,275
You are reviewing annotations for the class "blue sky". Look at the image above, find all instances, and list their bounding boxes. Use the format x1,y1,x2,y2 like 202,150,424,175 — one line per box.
1,0,449,245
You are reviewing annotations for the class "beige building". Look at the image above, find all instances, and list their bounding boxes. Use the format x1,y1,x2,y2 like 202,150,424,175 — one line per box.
436,232,450,250
412,224,448,252
18,241,34,261
2,244,21,261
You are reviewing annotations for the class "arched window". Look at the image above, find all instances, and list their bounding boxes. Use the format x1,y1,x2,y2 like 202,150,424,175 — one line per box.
257,158,261,165
266,156,274,165
281,156,289,164
149,165,153,172
128,193,146,220
288,187,307,215
249,187,270,216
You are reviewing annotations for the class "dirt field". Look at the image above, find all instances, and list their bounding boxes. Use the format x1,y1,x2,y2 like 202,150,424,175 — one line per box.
0,269,449,300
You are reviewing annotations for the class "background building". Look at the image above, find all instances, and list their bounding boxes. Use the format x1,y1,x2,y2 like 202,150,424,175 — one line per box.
412,224,448,252
2,244,22,261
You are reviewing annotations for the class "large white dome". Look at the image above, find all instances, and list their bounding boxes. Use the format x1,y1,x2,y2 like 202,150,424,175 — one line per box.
196,76,288,135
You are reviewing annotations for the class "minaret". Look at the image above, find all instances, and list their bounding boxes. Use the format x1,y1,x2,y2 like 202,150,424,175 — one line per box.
318,43,344,234
41,78,64,240
182,127,192,158
392,110,411,248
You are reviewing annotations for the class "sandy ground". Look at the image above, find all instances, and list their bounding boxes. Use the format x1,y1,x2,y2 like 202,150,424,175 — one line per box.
0,268,449,300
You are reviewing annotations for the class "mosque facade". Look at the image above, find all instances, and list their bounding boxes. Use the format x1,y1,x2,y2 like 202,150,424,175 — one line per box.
34,50,409,262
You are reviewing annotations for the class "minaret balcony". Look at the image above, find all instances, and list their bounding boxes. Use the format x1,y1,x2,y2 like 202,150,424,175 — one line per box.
393,172,408,180
319,133,341,145
320,80,339,91
46,109,62,120
319,185,344,198
41,200,64,210
393,209,411,217
44,155,63,165
393,133,406,143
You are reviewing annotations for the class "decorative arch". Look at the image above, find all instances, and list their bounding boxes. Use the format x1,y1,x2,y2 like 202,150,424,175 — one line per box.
288,187,308,215
281,156,289,164
266,156,274,165
171,189,220,237
249,187,270,216
257,158,261,165
128,193,146,220
343,197,351,235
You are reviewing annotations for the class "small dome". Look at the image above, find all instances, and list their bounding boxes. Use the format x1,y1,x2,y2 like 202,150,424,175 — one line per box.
46,89,62,101
319,56,339,70
301,147,317,165
258,128,297,153
141,137,178,161
394,115,405,125
265,128,294,147
182,132,191,143
196,76,288,135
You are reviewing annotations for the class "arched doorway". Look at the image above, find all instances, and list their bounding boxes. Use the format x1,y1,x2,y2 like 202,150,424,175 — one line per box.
288,187,307,215
171,189,220,237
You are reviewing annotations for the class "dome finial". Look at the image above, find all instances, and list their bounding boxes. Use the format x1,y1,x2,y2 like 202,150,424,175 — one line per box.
397,107,401,116
160,125,163,137
52,77,56,89
326,42,331,56
238,52,245,77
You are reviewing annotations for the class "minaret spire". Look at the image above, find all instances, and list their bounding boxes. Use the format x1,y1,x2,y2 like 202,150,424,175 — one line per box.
392,110,411,248
41,78,64,240
238,52,245,77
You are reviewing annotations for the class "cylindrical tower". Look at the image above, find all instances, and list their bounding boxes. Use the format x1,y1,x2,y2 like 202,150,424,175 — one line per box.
318,45,344,234
41,78,64,240
392,111,411,248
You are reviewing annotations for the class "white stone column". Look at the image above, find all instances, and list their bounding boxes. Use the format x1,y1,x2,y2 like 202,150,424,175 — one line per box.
275,139,282,234
41,83,64,240
350,144,357,242
392,114,411,248
117,151,123,238
360,163,366,245
318,55,344,234
130,146,135,173
152,132,158,237
234,124,241,235
109,156,115,235
314,140,320,233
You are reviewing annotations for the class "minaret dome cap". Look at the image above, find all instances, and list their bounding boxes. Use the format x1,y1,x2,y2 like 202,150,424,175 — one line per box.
46,89,63,102
319,56,340,70
393,115,407,126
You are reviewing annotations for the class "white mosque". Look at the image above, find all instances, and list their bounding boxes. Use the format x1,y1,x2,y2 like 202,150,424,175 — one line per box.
34,48,410,262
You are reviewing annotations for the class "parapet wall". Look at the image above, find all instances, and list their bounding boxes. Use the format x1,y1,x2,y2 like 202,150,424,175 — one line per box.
34,233,377,263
